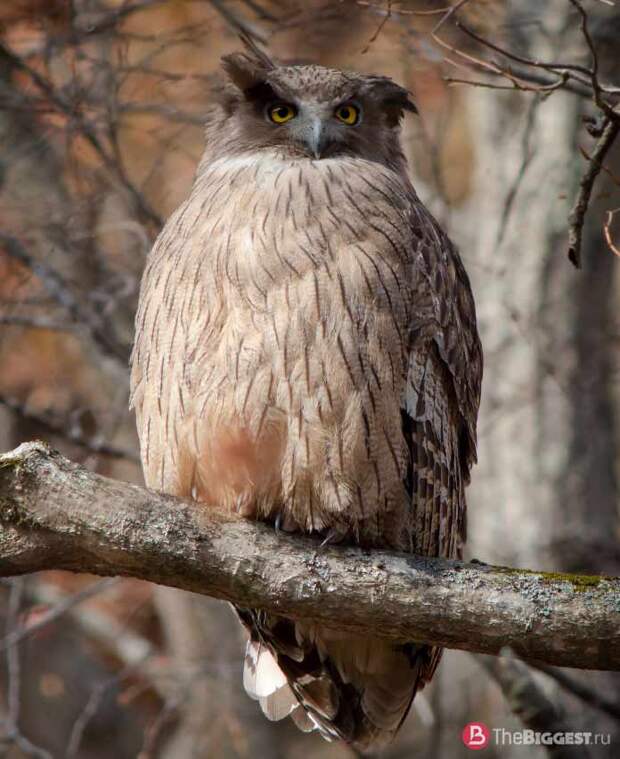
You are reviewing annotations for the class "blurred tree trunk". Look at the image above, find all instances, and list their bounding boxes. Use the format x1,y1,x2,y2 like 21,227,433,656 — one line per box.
462,0,619,575
458,1,620,754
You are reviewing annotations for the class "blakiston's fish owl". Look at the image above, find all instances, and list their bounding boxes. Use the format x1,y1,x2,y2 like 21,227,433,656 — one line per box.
130,39,482,750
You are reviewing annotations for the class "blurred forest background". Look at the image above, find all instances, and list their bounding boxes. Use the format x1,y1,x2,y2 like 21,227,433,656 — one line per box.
1,0,619,757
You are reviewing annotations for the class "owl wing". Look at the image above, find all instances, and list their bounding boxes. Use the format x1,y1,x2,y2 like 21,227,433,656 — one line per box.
406,204,482,559
400,209,482,687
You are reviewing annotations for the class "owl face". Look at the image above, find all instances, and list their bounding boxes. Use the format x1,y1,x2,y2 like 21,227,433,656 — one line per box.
260,92,365,160
218,45,416,165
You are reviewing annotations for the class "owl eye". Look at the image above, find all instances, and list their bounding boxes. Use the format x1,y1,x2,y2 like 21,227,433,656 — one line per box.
268,103,297,124
334,103,360,126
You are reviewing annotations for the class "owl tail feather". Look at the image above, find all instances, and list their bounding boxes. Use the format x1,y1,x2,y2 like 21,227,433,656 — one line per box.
241,617,436,751
243,641,333,737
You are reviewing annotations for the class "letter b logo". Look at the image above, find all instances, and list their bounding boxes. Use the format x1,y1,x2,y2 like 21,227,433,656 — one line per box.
462,722,490,750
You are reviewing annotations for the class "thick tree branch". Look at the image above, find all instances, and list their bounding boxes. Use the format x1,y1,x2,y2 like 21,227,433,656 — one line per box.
0,442,619,671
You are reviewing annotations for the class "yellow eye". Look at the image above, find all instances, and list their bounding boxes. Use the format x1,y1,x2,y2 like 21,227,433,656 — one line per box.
268,104,297,124
334,103,360,125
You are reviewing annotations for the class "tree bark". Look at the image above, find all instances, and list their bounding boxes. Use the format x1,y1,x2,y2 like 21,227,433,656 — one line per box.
0,442,618,671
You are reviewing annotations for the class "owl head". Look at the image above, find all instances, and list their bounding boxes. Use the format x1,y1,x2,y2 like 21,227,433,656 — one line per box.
215,37,417,165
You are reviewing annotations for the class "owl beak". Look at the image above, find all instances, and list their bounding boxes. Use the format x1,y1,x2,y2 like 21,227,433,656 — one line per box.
306,118,330,159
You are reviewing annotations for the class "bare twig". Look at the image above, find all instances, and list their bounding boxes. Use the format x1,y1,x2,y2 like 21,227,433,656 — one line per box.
528,661,620,722
431,4,608,100
4,579,23,729
47,1,169,48
480,653,586,759
567,117,620,267
0,578,118,654
0,315,78,332
0,394,138,462
0,41,161,229
239,0,278,22
567,0,614,117
208,0,268,44
0,233,130,363
361,0,392,55
426,0,620,270
138,686,183,758
26,580,153,667
0,579,53,759
356,1,452,16
67,660,145,758
603,207,620,257
496,98,539,249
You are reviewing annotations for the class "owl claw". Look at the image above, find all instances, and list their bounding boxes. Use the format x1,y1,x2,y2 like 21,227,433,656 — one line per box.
308,529,347,565
275,513,282,531
320,527,344,548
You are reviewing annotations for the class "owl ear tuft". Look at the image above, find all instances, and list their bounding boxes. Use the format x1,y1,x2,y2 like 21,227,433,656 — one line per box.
221,34,275,93
363,77,418,127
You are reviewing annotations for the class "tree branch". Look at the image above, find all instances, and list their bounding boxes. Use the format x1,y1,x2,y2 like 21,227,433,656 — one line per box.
0,442,619,671
479,654,585,759
567,116,620,268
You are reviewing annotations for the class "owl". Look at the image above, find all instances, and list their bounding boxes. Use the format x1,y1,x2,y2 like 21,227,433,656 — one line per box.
130,38,482,750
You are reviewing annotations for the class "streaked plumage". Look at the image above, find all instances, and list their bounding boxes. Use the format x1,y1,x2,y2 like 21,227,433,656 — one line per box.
130,38,482,750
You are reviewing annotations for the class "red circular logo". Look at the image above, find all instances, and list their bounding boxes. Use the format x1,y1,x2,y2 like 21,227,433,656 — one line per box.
462,722,490,750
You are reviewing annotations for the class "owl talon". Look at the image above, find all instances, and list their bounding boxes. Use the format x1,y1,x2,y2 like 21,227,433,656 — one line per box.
306,530,338,565
317,527,343,550
275,513,282,531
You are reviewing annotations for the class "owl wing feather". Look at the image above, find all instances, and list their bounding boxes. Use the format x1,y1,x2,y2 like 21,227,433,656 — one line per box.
405,214,482,561
399,212,482,690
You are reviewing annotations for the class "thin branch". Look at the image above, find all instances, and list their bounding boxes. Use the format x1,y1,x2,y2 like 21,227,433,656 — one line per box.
239,0,279,22
0,579,53,759
495,97,539,249
454,18,593,82
66,660,146,759
528,661,620,722
4,579,23,730
208,0,268,44
0,394,138,463
1,443,619,671
355,1,453,16
603,207,620,257
25,579,153,669
567,117,620,267
0,315,78,332
75,0,169,38
0,233,130,363
479,654,586,759
0,41,161,229
361,0,392,55
444,73,570,95
430,0,619,102
117,102,206,126
0,578,118,654
567,0,614,117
